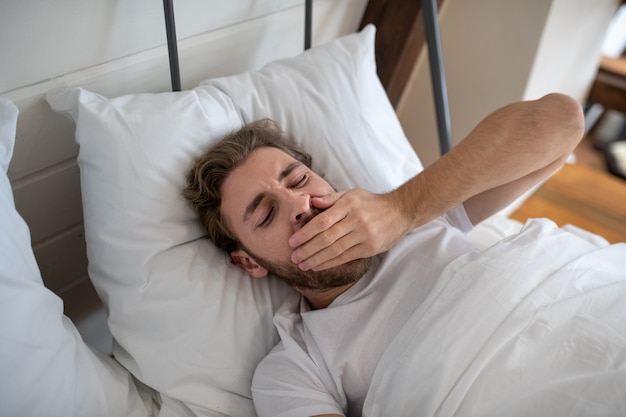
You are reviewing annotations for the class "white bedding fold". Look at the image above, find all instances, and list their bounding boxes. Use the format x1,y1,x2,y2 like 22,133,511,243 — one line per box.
364,219,626,417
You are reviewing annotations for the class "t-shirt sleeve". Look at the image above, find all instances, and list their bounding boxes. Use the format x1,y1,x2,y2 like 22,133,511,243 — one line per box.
252,342,345,417
445,204,474,233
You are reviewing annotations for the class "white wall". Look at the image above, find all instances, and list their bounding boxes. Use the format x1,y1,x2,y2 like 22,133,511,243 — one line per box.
523,0,620,101
397,0,620,168
1,0,367,95
2,0,367,179
0,0,368,353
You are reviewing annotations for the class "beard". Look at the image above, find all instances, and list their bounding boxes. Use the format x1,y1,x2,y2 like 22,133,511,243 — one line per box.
237,206,372,290
251,254,372,291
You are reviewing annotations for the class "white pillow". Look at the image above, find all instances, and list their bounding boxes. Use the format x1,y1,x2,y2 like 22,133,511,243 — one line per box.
46,25,423,417
0,97,156,417
0,98,18,173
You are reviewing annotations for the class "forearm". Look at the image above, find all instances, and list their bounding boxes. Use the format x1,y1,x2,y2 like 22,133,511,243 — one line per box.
389,93,585,230
288,94,584,271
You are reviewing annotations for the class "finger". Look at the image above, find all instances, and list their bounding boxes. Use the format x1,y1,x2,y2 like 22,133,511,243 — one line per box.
291,216,351,264
289,210,347,251
294,231,363,270
303,244,366,272
310,192,342,210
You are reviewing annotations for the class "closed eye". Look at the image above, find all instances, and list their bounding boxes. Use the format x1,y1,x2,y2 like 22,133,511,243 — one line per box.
259,206,274,227
291,174,308,188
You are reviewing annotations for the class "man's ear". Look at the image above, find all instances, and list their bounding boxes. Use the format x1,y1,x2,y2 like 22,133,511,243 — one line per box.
230,249,269,278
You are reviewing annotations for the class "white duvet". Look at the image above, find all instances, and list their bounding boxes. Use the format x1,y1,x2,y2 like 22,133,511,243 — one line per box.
364,219,626,417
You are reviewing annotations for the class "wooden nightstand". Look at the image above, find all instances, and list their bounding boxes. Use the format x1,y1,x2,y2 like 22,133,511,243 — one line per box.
510,163,626,243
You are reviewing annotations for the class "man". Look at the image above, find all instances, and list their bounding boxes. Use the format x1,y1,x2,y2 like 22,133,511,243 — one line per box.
184,93,584,416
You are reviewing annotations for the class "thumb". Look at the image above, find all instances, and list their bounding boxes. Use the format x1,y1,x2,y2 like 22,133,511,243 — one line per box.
311,192,343,209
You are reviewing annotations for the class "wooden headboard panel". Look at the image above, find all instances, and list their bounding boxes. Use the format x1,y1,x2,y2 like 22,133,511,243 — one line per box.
360,0,445,107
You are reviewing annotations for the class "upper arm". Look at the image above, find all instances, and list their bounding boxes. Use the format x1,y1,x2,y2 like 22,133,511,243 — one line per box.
463,157,563,224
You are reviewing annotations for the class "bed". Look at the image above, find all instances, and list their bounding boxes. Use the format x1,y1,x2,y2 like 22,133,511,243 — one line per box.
1,2,626,417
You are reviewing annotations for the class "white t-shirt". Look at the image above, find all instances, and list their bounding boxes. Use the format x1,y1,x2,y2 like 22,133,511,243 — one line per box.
252,206,476,417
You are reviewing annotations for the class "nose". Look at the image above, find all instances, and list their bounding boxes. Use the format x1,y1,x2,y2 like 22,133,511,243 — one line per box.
285,190,311,225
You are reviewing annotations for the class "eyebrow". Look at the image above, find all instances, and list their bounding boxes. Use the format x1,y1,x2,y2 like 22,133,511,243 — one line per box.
242,161,303,224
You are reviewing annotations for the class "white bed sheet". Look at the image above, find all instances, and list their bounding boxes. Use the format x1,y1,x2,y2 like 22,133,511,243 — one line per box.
364,218,626,417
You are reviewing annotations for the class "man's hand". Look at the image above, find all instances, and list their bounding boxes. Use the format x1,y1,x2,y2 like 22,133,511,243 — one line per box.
289,94,584,272
289,188,409,271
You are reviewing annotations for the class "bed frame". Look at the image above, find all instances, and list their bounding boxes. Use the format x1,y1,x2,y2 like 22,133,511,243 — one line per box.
161,0,452,154
360,0,451,154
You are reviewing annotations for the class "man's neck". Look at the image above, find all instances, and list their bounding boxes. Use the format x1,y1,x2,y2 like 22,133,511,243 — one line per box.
297,282,356,310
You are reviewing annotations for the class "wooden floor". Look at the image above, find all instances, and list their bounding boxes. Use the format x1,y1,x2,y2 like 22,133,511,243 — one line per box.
510,162,626,243
509,117,626,243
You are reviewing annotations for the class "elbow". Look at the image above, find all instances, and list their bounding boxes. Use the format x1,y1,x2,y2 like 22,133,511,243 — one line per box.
536,93,585,153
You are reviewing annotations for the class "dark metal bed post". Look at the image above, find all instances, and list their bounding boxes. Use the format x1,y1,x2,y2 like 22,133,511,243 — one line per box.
163,0,182,91
421,0,452,155
304,0,313,50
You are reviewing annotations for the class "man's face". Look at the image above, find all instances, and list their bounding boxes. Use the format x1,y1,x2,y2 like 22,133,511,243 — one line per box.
220,146,370,290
